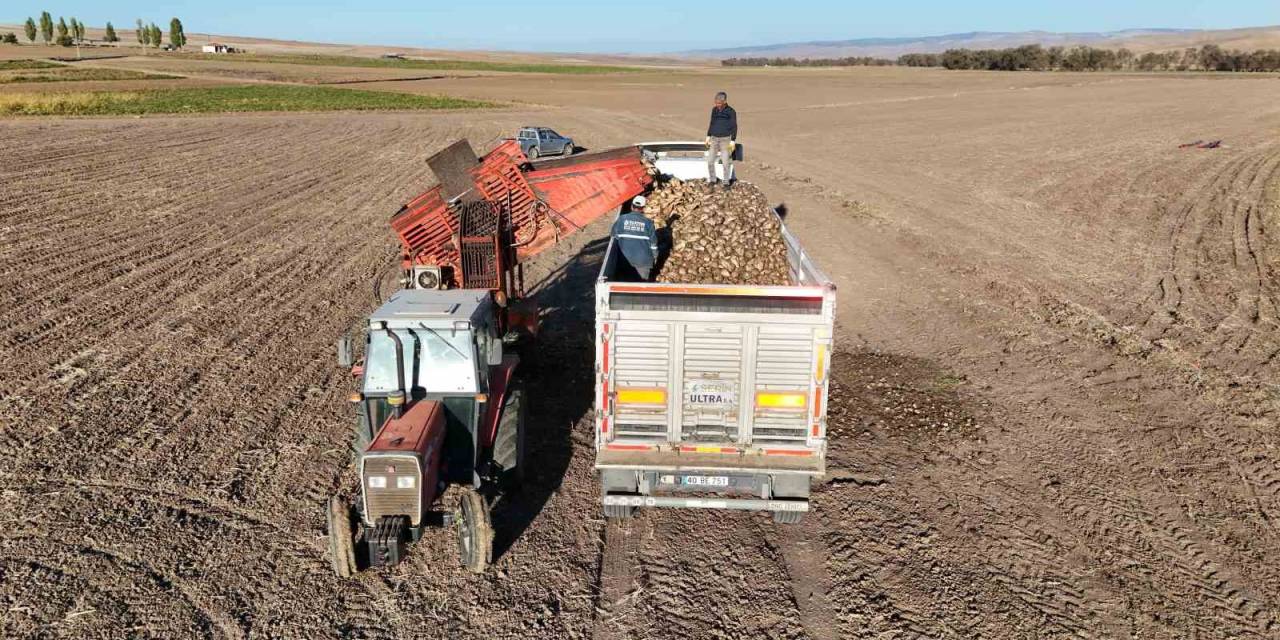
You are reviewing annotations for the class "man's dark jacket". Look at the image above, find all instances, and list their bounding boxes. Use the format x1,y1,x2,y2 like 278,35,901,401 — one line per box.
707,105,737,140
611,212,659,268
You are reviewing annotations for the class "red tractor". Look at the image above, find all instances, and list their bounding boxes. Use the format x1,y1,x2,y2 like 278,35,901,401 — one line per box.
328,138,652,575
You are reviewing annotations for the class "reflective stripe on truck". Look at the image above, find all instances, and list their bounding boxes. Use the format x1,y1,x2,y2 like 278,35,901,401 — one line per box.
598,323,611,435
607,284,826,298
603,494,809,512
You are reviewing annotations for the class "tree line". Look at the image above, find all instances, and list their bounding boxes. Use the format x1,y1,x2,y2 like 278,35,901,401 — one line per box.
1130,45,1280,72
5,12,185,50
930,44,1280,72
722,56,895,67
722,44,1280,72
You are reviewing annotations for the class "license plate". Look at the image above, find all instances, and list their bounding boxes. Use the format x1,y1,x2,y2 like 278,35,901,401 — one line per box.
686,380,737,407
681,475,729,487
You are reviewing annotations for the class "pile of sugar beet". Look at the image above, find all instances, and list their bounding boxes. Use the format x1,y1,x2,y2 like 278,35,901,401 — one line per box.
645,179,791,286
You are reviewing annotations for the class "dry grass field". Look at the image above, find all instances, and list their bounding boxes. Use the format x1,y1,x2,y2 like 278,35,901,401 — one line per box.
1,49,1278,639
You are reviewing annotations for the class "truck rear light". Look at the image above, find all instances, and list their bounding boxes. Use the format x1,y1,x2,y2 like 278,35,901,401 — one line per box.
606,443,655,451
756,392,807,409
616,388,666,405
814,345,827,382
679,445,738,454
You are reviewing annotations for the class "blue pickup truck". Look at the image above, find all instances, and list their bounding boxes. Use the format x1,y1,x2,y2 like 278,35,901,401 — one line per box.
517,127,575,159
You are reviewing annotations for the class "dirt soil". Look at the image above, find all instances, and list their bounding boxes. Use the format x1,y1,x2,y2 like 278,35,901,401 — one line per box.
1,65,1279,639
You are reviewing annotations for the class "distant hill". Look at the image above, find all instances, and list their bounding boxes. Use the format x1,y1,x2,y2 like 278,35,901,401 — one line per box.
684,25,1280,59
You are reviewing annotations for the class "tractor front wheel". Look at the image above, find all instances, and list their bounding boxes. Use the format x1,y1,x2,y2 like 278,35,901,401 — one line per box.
327,496,358,578
456,488,493,573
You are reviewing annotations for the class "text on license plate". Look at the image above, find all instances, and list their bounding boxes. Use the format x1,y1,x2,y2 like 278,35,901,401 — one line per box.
682,475,729,487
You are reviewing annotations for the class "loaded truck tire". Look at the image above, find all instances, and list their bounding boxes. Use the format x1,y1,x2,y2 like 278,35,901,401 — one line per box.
603,502,636,520
327,496,358,578
492,380,526,488
456,487,493,573
772,510,804,525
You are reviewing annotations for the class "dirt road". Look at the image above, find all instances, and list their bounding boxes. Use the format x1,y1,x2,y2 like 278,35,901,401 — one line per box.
1,66,1278,638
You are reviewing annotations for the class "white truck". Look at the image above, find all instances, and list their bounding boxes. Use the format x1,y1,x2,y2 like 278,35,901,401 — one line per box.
594,142,836,523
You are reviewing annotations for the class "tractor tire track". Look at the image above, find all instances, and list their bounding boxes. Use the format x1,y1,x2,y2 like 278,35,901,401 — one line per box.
1132,148,1280,380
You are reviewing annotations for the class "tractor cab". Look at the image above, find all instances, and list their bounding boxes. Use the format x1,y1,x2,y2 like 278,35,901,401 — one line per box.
331,288,523,574
358,288,502,479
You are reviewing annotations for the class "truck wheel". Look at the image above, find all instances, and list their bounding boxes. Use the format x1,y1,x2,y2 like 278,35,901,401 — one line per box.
492,381,526,488
528,146,539,159
327,496,358,578
772,510,804,525
456,488,493,573
603,502,636,520
563,143,573,156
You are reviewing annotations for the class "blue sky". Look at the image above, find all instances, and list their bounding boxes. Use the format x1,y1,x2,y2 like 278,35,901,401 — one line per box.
6,1,1279,53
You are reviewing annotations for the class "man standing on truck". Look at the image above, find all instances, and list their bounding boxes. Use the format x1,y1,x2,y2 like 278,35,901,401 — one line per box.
705,91,737,189
611,195,659,281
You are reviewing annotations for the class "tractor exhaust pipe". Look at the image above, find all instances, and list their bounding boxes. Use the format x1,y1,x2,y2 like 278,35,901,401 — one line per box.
380,322,407,417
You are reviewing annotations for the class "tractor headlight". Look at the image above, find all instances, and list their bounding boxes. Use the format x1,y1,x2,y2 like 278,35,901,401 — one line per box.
368,475,387,488
396,476,416,489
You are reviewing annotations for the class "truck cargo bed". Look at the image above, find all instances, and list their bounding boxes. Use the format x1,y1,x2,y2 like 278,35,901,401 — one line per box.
592,145,836,517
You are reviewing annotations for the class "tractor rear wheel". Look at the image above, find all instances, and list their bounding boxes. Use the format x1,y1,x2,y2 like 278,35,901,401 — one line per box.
456,488,493,573
492,381,526,488
327,496,358,578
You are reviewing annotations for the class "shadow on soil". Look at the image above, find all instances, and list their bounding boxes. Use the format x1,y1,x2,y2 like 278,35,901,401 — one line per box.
489,236,609,560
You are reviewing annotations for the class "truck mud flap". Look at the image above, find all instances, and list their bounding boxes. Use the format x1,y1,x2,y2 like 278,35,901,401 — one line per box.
603,494,808,512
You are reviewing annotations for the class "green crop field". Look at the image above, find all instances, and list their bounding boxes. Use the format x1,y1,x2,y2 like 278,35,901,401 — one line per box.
0,59,65,70
188,52,646,74
0,68,182,84
0,84,494,116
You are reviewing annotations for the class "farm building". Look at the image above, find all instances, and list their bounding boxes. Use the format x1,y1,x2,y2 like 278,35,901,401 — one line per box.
201,43,233,54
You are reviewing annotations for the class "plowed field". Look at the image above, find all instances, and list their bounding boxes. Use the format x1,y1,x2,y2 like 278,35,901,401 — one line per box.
2,65,1279,639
